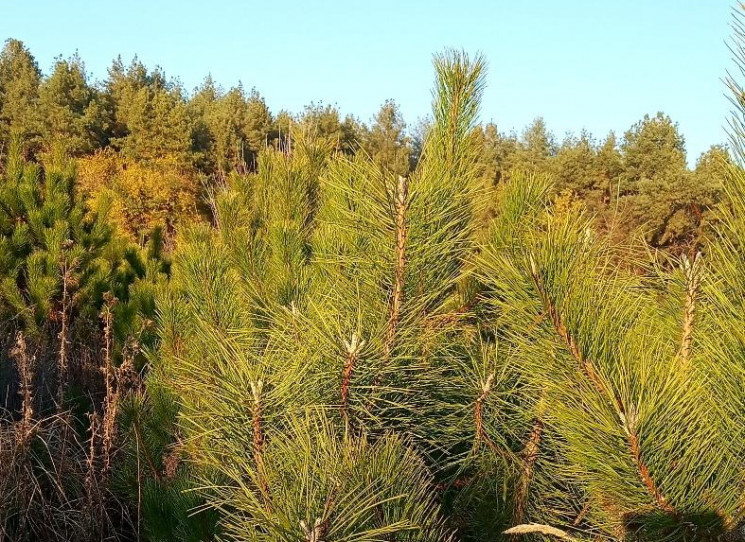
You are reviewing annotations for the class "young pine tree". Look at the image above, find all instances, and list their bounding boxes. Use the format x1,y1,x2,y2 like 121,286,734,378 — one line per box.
143,50,497,542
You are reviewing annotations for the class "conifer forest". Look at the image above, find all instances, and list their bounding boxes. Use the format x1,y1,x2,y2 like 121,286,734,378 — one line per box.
2,3,745,541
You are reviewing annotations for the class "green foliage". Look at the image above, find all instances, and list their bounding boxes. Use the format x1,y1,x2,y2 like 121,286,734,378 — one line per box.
0,136,167,411
210,412,453,542
0,39,41,146
518,117,556,169
621,113,687,188
470,113,727,253
142,49,492,542
105,57,196,164
362,99,412,176
551,131,607,210
476,193,738,540
36,54,109,156
0,136,118,332
618,113,708,249
298,102,363,155
0,36,730,258
0,11,741,542
141,27,745,542
190,79,273,174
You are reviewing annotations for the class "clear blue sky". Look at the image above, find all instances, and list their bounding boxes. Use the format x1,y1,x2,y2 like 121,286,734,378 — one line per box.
0,1,735,163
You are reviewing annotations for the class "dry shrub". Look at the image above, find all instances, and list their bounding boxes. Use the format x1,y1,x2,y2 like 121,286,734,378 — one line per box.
77,150,201,241
0,328,137,542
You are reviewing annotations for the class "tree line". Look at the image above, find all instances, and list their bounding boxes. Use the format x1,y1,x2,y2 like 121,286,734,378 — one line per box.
0,38,730,252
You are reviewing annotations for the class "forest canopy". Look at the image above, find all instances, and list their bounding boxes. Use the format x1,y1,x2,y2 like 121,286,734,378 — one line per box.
0,37,728,252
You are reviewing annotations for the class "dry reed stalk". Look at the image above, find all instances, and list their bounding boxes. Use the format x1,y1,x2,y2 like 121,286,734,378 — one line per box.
57,254,75,409
11,332,35,443
100,294,118,475
85,411,101,506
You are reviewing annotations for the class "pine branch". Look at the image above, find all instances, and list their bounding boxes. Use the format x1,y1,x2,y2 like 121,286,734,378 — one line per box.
677,253,702,366
572,500,591,527
528,255,677,516
300,517,325,542
250,379,271,507
341,332,365,423
512,417,544,527
625,417,674,515
528,256,605,395
474,372,499,453
384,174,409,359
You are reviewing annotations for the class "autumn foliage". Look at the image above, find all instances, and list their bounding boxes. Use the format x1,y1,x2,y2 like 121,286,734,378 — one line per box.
76,151,201,241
